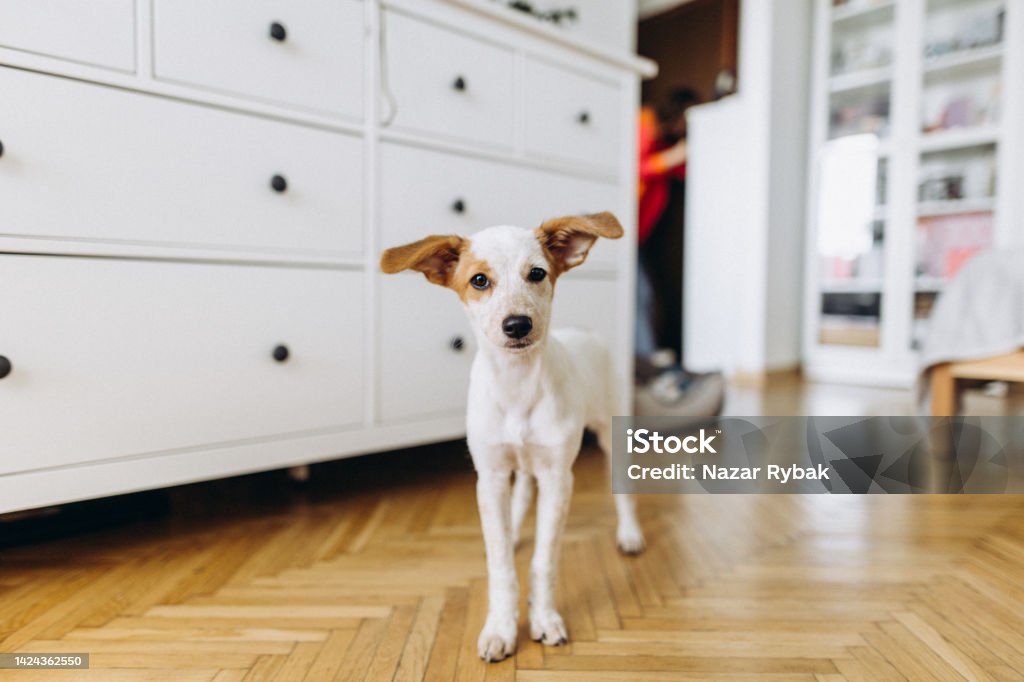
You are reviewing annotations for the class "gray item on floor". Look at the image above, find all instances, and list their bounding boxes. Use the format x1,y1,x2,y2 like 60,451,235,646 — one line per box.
634,370,725,430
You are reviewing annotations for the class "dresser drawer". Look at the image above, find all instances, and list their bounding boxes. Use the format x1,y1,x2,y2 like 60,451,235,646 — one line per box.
553,277,620,343
0,257,364,475
524,58,621,171
0,67,363,257
383,11,514,149
378,274,474,423
0,0,135,72
521,171,625,271
380,143,623,271
154,0,364,119
380,143,529,247
376,273,620,426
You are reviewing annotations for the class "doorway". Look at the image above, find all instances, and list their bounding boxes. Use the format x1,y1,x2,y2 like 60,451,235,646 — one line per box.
636,0,738,363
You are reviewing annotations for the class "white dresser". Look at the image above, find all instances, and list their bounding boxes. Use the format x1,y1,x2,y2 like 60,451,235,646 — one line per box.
0,0,653,513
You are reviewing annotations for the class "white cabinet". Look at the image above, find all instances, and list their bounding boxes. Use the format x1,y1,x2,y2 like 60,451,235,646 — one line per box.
153,0,365,119
0,257,365,475
0,0,135,72
804,0,1023,386
0,0,652,513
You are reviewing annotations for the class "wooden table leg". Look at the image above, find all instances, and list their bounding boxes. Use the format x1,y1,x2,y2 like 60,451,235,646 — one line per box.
930,363,956,416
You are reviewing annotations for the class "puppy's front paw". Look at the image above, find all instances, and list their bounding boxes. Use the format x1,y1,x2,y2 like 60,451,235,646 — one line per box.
617,525,646,555
478,617,517,662
529,610,568,646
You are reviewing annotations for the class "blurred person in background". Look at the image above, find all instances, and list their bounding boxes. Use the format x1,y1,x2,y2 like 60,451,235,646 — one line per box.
635,87,724,419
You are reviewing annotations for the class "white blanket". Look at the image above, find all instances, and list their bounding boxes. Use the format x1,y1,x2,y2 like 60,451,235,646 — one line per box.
918,249,1024,397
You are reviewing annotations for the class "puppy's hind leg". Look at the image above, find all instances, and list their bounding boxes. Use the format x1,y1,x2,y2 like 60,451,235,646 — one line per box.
511,470,534,548
596,422,646,555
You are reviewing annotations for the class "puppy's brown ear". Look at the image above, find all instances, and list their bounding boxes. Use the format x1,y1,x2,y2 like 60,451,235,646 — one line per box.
380,235,465,286
536,212,624,274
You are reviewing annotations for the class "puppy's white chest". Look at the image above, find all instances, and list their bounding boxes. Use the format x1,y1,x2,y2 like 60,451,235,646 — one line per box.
498,410,529,448
494,403,575,460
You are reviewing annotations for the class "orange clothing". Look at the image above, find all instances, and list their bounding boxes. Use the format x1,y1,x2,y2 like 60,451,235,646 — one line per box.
638,106,687,244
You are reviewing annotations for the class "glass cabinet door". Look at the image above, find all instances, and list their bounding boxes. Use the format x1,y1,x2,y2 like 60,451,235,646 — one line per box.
911,0,1004,349
816,1,895,349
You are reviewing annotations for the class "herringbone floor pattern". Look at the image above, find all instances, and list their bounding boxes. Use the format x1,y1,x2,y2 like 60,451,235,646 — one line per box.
3,439,1024,680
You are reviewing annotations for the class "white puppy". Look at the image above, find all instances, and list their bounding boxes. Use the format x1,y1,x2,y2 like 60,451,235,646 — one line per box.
380,212,644,662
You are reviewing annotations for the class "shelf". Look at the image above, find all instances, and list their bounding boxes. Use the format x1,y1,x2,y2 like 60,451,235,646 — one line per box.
827,134,892,156
914,276,946,292
924,44,1003,77
919,125,1000,153
819,317,881,347
917,197,996,217
832,0,895,24
821,278,884,294
829,66,892,94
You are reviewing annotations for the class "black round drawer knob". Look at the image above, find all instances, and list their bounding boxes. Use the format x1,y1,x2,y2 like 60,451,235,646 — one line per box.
272,345,290,363
270,174,288,193
0,139,4,158
0,355,11,380
451,198,466,214
578,111,591,125
269,22,287,42
452,75,467,92
450,336,465,352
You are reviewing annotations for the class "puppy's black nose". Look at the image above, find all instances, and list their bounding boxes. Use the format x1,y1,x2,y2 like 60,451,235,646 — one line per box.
502,315,533,340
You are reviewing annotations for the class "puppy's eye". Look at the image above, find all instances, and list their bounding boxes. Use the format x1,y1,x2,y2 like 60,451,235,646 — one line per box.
528,267,547,282
470,273,490,290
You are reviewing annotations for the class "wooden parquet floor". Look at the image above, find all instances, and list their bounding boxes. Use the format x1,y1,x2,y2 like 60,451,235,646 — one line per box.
2,439,1024,681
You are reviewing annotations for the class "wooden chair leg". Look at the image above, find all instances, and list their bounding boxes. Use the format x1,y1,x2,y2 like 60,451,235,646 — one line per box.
930,363,957,416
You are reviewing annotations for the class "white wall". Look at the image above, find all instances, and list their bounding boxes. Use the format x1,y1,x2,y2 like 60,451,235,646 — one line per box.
684,97,755,372
765,0,811,369
684,0,811,376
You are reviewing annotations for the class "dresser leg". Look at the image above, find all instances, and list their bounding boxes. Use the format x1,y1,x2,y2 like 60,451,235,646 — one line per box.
288,465,311,482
